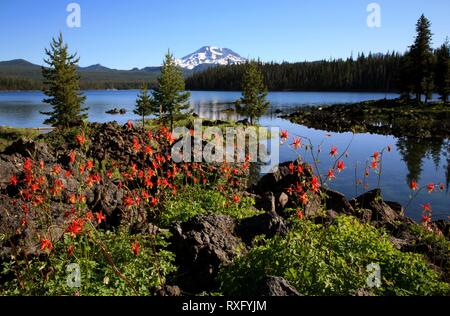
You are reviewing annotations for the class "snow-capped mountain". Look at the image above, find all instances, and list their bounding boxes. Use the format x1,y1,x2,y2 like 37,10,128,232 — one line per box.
175,46,246,70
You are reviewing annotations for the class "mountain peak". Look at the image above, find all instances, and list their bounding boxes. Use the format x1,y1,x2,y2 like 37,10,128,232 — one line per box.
175,46,246,70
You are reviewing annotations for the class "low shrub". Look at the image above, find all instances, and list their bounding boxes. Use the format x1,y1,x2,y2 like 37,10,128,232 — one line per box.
219,216,450,296
1,229,176,296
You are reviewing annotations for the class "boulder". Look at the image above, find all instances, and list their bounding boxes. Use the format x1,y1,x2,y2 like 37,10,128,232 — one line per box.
254,161,312,195
155,285,182,296
351,189,403,225
0,156,21,190
254,191,276,213
322,188,354,214
237,211,288,244
170,215,243,292
255,276,301,296
4,139,55,164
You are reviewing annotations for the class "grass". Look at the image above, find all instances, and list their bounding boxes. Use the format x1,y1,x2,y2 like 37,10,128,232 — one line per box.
143,115,273,139
0,126,40,151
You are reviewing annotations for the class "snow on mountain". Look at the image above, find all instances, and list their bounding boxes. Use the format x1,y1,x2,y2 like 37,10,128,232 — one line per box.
175,46,246,70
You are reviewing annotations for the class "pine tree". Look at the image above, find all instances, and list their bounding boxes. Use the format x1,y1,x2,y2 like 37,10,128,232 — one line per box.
134,83,153,127
151,51,191,130
236,61,270,124
398,52,414,100
409,14,434,103
40,33,87,127
435,39,450,103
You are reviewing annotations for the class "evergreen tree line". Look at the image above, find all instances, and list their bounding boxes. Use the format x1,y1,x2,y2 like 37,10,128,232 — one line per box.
185,53,403,92
0,77,42,90
0,77,158,91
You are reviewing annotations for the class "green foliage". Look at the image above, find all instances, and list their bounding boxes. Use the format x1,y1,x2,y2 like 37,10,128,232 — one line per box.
1,229,176,296
219,216,450,296
0,126,39,151
151,51,191,129
134,83,154,125
40,33,88,127
158,185,261,226
236,62,270,124
435,40,450,103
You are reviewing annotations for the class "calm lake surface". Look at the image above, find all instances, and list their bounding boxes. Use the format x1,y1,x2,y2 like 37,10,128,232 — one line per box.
0,90,448,221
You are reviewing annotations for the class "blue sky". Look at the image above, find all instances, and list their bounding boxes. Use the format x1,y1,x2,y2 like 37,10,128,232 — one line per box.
1,0,449,69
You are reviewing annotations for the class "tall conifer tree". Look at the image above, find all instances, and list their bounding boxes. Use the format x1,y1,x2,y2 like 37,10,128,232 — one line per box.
41,33,87,127
409,15,434,103
134,83,153,127
151,51,191,130
236,61,270,124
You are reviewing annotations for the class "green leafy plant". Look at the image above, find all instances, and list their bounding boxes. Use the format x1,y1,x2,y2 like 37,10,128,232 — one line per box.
159,184,261,226
219,216,450,296
1,229,176,296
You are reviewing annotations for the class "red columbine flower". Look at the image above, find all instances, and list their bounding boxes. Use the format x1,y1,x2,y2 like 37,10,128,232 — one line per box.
311,176,320,193
132,136,140,152
150,197,158,207
422,214,431,224
329,146,338,157
75,133,86,146
24,158,33,172
409,180,418,191
69,151,76,164
52,164,62,175
85,211,94,222
292,138,302,150
86,160,94,171
327,169,336,180
280,130,288,142
69,194,76,204
124,195,134,208
233,195,240,204
296,209,303,220
9,175,18,186
426,183,435,193
126,120,134,130
132,240,140,255
337,160,345,173
40,238,53,252
299,192,309,205
422,203,432,213
96,210,106,224
370,160,378,170
373,151,380,161
144,145,153,156
67,219,84,238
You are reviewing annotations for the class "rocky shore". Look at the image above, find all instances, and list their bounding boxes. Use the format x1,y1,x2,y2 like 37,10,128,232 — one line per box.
285,99,450,138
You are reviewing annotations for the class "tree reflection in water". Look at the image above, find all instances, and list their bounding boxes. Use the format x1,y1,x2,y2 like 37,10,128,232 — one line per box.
396,136,450,192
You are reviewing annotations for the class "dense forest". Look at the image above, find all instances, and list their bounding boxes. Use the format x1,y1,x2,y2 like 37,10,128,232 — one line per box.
185,52,403,92
0,77,42,90
0,77,156,91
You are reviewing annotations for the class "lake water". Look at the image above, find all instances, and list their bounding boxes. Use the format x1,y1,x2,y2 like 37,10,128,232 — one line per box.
0,90,449,221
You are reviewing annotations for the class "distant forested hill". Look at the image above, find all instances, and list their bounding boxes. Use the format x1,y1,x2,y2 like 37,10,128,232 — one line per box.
185,52,403,92
0,59,161,90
